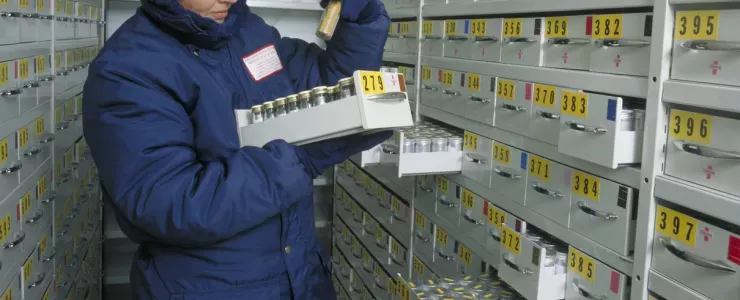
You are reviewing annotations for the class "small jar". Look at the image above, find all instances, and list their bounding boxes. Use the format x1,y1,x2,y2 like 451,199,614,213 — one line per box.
328,85,340,102
415,138,431,153
431,137,448,152
448,137,463,151
338,77,355,98
286,94,299,113
403,138,416,153
311,86,328,106
250,105,263,124
274,98,287,116
298,91,312,109
261,101,275,119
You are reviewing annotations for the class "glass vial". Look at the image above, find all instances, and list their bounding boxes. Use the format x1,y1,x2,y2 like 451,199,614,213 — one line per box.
261,101,275,119
250,105,263,124
311,86,328,106
338,77,355,98
286,94,299,113
298,91,312,109
274,98,287,116
328,85,340,102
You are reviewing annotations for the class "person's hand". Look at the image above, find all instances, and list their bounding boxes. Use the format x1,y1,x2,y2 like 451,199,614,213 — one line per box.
294,130,393,178
320,0,386,23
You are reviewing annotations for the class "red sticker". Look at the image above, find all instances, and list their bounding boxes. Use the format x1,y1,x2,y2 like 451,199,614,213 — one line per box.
586,16,593,35
398,74,407,92
610,271,620,294
515,219,522,232
483,201,489,215
728,235,740,265
525,83,532,101
437,69,443,82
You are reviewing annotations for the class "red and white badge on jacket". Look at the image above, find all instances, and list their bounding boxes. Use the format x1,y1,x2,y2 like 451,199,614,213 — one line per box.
242,44,283,82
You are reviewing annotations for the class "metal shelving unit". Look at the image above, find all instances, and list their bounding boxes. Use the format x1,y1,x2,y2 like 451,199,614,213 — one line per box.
662,80,740,113
423,0,653,17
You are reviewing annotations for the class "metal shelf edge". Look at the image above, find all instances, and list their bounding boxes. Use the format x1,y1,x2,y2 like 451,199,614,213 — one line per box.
647,270,711,300
383,52,419,65
654,175,740,225
423,0,653,17
0,41,52,62
56,38,100,51
420,104,642,188
421,56,648,99
663,80,740,114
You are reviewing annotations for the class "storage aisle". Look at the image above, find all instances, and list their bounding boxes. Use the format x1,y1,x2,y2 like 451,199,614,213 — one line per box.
0,0,105,298
330,0,740,299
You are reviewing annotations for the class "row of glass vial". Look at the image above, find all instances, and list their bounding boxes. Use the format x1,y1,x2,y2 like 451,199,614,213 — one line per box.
249,77,355,124
412,274,524,300
525,230,568,275
397,125,463,153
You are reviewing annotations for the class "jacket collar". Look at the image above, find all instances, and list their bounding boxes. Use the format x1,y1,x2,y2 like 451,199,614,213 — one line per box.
140,0,247,49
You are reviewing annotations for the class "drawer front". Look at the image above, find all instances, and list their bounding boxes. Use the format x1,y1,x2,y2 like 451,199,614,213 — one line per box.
558,92,642,169
651,204,740,300
484,202,526,268
412,255,433,281
463,73,496,126
565,246,629,300
0,132,21,202
19,187,42,258
23,247,50,300
524,157,572,227
589,13,652,76
433,225,457,271
670,9,740,86
443,20,471,59
372,262,392,292
462,134,494,188
413,210,435,260
543,15,592,70
421,39,444,57
435,177,461,227
0,196,24,290
389,236,407,268
459,188,487,248
454,240,483,275
528,83,562,145
359,245,374,274
0,18,20,46
389,196,410,238
16,57,38,114
569,175,636,256
664,108,740,198
470,18,503,63
350,199,363,225
498,224,553,300
501,18,545,66
372,225,388,253
30,111,54,170
0,59,20,125
38,223,54,276
494,78,533,134
35,54,53,103
490,142,528,204
18,119,45,184
422,20,445,39
0,273,21,300
439,70,467,117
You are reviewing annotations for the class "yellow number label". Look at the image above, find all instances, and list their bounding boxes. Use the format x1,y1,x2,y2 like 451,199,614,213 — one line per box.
413,256,425,275
376,186,386,201
351,236,360,254
66,52,73,67
36,0,44,9
470,19,487,37
65,148,74,167
401,22,411,35
500,226,521,256
36,55,46,74
463,131,479,151
669,109,712,144
656,205,698,248
55,52,62,70
0,62,8,86
422,21,433,36
436,176,449,194
528,155,551,182
0,213,10,243
545,17,568,38
23,257,33,282
461,188,475,209
19,0,28,8
397,66,408,77
496,79,516,101
568,247,596,283
398,279,412,300
35,116,45,136
441,70,454,87
466,73,480,91
351,201,360,217
363,177,372,191
1,285,11,300
572,171,600,201
493,143,511,165
18,125,29,149
64,196,71,216
43,289,50,300
458,243,473,265
503,19,523,37
37,175,47,197
486,202,506,230
391,237,402,257
675,11,719,40
21,192,31,217
65,100,74,117
435,227,448,247
0,139,7,164
414,210,426,230
77,95,83,111
19,58,29,79
74,50,82,65
359,71,385,95
361,248,371,267
533,84,557,108
391,196,403,213
421,66,432,81
55,106,63,124
445,20,457,36
561,90,589,118
40,234,47,255
592,14,623,39
375,226,384,242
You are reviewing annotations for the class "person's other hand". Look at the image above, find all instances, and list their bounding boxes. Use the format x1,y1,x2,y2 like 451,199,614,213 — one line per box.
294,130,393,178
320,0,386,23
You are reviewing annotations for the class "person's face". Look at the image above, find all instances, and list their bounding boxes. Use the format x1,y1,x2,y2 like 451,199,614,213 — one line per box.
179,0,235,23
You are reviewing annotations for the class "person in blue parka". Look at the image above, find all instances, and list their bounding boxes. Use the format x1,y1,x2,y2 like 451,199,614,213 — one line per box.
81,0,392,297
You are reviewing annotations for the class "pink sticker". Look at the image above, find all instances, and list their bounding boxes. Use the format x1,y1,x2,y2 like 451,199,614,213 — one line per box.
525,83,532,100
564,169,572,187
728,235,740,265
610,271,620,294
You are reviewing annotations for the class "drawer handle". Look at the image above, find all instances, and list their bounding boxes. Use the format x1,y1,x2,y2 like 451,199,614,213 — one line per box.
377,199,391,209
415,231,430,242
24,147,42,157
56,71,69,76
594,39,650,48
374,274,387,290
673,140,740,160
392,212,407,223
1,88,22,96
494,167,521,179
56,279,69,288
23,82,40,89
366,92,407,102
577,201,618,220
537,111,560,120
39,15,53,20
25,209,44,223
422,84,439,91
57,226,69,236
40,76,55,82
363,223,375,234
463,214,484,225
572,279,607,300
27,273,46,289
501,104,526,112
437,251,455,261
473,36,499,43
57,175,70,184
42,251,56,262
417,182,433,193
566,121,607,134
504,37,537,43
438,196,459,208
502,256,534,275
2,232,26,249
465,153,487,164
69,162,79,171
489,229,501,242
659,237,736,273
66,209,79,219
66,257,78,268
547,38,590,45
446,36,469,41
532,183,564,198
39,134,55,143
680,40,740,51
442,89,461,96
0,162,23,174
424,35,443,40
390,253,405,266
56,122,70,130
469,96,491,103
21,13,38,18
380,144,399,155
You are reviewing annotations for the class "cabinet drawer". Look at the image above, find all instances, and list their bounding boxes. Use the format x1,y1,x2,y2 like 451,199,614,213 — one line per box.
38,223,54,276
459,187,487,249
557,91,644,169
35,54,53,104
589,13,652,76
389,236,407,268
22,247,51,300
0,195,24,286
670,9,740,87
421,20,445,57
524,157,572,227
491,142,528,204
528,83,562,145
413,210,434,260
435,177,461,227
0,14,20,46
469,18,503,63
454,240,484,275
412,255,433,281
501,18,545,67
484,202,527,269
462,73,496,127
0,59,20,126
16,57,38,114
433,225,457,272
0,273,20,300
444,19,472,59
664,108,740,197
18,186,42,258
543,15,592,71
494,78,533,135
438,69,468,118
564,246,629,300
462,133,494,188
651,202,740,300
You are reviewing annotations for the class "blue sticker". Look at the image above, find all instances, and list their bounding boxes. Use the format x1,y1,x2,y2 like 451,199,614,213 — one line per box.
454,241,459,253
464,20,470,34
607,99,617,121
520,153,528,170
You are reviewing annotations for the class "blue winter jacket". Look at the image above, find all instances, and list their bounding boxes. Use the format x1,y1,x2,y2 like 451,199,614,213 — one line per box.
81,0,389,297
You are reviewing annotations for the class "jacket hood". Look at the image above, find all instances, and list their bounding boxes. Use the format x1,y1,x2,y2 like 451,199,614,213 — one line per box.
140,0,248,49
